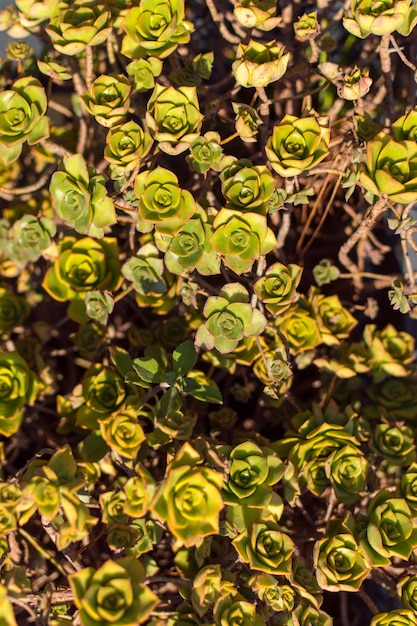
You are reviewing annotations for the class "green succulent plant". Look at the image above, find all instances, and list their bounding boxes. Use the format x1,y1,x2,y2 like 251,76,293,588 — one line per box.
359,490,417,566
398,575,417,613
360,133,417,204
151,442,224,546
233,520,294,575
370,610,417,626
123,466,156,518
69,558,158,626
222,441,284,507
8,214,55,262
362,324,415,380
309,290,357,345
160,216,220,276
371,422,416,465
0,287,29,335
313,518,371,591
146,84,203,154
220,158,276,214
325,444,368,504
81,74,131,128
50,154,116,238
233,0,281,31
121,0,193,59
77,363,128,429
251,573,295,612
134,167,197,233
276,301,322,354
214,595,266,626
186,131,224,174
42,236,122,322
392,108,417,141
265,113,330,177
0,76,49,165
104,121,153,170
233,39,289,88
46,0,112,55
343,0,417,37
0,351,40,437
195,283,267,354
99,408,145,459
254,261,303,315
210,208,276,274
126,57,163,92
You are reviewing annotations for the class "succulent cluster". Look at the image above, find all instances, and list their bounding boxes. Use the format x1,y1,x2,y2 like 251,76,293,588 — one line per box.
1,0,417,624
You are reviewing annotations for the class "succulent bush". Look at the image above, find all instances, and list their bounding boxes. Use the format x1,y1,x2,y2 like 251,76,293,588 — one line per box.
2,0,417,624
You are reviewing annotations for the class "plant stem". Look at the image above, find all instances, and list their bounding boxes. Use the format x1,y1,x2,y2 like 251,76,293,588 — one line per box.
338,196,387,291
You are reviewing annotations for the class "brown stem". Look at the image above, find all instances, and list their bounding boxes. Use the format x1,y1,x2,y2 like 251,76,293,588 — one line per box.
338,196,387,291
379,33,393,124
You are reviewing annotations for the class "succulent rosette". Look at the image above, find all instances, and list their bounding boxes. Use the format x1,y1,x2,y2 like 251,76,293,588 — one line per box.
0,287,29,335
0,76,49,165
81,74,131,128
343,0,417,37
294,602,333,626
372,423,416,465
232,40,289,88
121,0,193,59
363,323,415,380
277,303,322,353
233,102,262,142
104,121,153,170
151,442,224,546
338,66,373,101
254,261,303,315
69,557,158,626
162,217,221,276
400,463,417,514
366,377,417,420
233,520,294,575
360,133,417,204
251,573,295,612
0,351,40,437
310,291,357,345
77,364,127,429
16,0,59,27
99,408,145,459
266,114,330,177
8,214,55,262
313,519,371,592
134,167,197,234
186,131,224,174
50,154,116,237
195,283,267,354
146,84,203,155
42,236,122,322
123,466,156,518
325,445,368,504
214,596,266,626
126,57,163,92
393,108,417,141
359,490,417,566
398,575,417,612
370,610,417,626
122,243,166,296
210,209,276,274
222,441,284,507
46,1,112,55
220,158,276,214
294,11,320,40
233,0,281,31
